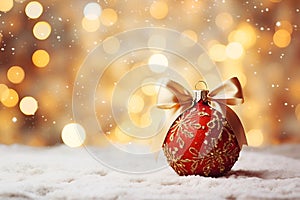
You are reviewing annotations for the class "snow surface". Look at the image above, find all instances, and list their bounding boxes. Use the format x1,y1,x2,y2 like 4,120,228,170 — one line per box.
0,144,300,200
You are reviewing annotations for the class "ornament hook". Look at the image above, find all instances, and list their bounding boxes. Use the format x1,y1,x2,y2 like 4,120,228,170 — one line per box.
194,80,208,90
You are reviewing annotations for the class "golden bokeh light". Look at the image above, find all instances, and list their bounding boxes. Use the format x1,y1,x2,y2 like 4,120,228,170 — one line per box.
0,84,9,102
180,29,198,47
1,89,19,108
128,94,144,113
228,23,256,49
81,17,100,32
247,129,264,147
148,53,168,73
33,21,52,40
7,66,25,84
226,42,244,59
25,1,43,19
273,29,291,48
61,123,86,148
275,20,293,34
150,1,168,19
113,127,132,143
32,49,50,68
19,96,38,115
209,43,227,62
103,36,120,54
0,0,13,12
141,78,159,96
141,84,158,96
140,113,152,128
100,8,118,26
215,12,233,30
83,2,102,20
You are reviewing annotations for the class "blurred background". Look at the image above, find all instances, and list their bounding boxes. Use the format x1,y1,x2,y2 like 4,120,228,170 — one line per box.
0,0,300,148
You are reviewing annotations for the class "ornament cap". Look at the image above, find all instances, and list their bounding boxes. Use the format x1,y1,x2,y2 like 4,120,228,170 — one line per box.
193,90,209,103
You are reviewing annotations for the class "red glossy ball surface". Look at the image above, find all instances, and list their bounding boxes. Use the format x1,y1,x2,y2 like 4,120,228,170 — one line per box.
162,100,240,177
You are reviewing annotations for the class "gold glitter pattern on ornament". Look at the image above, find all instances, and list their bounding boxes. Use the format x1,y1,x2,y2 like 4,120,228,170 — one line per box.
207,109,223,132
200,121,240,176
168,107,210,149
163,144,190,175
163,103,240,176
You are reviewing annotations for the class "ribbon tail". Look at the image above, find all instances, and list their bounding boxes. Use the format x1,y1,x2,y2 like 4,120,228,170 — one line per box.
223,105,247,148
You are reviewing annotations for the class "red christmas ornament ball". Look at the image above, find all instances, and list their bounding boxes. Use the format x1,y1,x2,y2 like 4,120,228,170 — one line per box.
162,99,241,177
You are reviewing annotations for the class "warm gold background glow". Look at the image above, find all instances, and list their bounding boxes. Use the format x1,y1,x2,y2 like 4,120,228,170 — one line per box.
0,0,300,147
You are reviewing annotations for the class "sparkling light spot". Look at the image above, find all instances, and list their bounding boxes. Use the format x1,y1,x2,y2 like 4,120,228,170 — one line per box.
128,94,144,113
100,8,118,26
150,1,168,20
180,29,198,47
247,129,264,147
82,17,100,32
7,66,25,84
19,96,38,115
12,117,17,123
209,44,227,62
273,29,291,48
215,12,233,30
0,84,9,102
226,42,244,59
61,123,86,148
0,0,13,12
103,36,120,54
33,21,51,40
25,1,43,19
83,2,101,20
1,89,19,108
32,49,50,68
147,34,166,49
148,54,168,73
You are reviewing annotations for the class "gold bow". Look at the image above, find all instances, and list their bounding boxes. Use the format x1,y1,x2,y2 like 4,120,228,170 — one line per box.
156,77,247,148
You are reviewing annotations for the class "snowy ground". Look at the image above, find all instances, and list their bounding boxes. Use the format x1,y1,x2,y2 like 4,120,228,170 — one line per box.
0,144,300,200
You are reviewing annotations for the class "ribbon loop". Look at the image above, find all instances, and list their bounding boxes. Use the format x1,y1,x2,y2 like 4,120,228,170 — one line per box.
207,77,244,105
156,79,193,113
